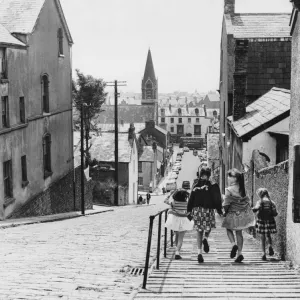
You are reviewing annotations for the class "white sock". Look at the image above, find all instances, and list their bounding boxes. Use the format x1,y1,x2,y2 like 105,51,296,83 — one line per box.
198,249,202,255
231,242,237,246
175,250,179,255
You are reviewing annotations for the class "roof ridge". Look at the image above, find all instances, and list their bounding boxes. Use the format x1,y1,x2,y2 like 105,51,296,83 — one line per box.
271,87,291,94
233,13,291,16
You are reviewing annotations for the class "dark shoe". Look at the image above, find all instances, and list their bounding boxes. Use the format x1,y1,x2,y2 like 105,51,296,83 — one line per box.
269,246,274,256
230,245,238,258
235,254,244,263
203,238,210,253
198,254,204,263
262,254,267,261
175,254,182,260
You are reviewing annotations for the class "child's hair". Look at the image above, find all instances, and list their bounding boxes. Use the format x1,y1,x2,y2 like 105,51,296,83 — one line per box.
199,166,211,178
256,188,270,199
172,189,189,202
227,168,246,197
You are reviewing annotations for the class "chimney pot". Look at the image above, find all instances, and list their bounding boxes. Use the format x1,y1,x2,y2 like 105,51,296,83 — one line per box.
224,0,235,15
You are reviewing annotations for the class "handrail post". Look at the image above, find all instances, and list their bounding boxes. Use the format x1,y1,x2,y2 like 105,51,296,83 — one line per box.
171,230,174,247
143,216,154,289
156,213,162,270
164,210,167,258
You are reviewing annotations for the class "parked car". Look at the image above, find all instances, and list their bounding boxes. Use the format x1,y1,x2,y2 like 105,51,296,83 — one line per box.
166,180,177,192
174,163,181,170
169,172,178,179
172,166,180,174
176,156,182,161
177,150,184,156
184,147,189,152
182,181,191,190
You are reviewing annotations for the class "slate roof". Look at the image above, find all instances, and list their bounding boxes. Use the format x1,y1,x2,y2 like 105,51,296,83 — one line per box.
227,87,290,138
95,105,155,124
96,122,167,136
139,146,154,162
0,23,26,47
89,133,133,163
74,132,133,164
158,107,206,117
143,49,156,83
98,123,146,133
226,13,291,38
0,0,73,43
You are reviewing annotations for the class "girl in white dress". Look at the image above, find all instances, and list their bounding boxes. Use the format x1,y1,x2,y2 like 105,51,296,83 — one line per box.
165,189,194,259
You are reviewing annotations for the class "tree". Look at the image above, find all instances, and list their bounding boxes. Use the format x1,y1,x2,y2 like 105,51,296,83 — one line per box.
73,69,107,166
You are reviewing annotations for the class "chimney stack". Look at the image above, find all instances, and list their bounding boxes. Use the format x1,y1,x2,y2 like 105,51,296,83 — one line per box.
233,40,248,121
224,0,235,15
146,120,155,129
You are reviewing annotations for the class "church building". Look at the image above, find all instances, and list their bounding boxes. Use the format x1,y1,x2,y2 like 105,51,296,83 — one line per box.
95,49,158,125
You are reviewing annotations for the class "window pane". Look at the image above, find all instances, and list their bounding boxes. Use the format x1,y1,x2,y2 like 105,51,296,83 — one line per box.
3,160,12,197
20,97,25,123
21,155,27,182
2,96,9,127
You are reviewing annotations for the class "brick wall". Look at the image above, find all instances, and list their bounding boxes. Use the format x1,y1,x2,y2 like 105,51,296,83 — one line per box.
8,166,93,219
245,160,289,259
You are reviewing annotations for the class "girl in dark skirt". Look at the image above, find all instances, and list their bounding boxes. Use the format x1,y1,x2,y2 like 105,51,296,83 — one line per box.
187,166,223,263
253,188,278,261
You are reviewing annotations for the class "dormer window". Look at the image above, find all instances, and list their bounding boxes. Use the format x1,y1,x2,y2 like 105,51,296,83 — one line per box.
58,28,63,56
195,108,199,116
178,108,182,116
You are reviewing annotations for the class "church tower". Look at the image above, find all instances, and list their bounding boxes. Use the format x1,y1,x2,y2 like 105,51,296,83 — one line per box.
141,49,158,123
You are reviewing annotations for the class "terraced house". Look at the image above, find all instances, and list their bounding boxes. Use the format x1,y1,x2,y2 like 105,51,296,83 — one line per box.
0,0,74,219
219,0,291,192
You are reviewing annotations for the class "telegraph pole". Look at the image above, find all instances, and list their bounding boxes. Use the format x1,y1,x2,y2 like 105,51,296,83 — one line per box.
80,102,85,215
106,80,127,205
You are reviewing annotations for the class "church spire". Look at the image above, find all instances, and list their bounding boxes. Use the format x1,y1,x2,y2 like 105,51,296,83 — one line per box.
143,49,156,82
142,48,158,102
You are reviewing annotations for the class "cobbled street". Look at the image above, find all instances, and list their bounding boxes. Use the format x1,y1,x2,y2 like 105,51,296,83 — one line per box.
0,201,168,300
0,151,199,300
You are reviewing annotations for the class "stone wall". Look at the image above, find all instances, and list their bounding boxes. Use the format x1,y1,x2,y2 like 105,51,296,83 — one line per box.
207,133,220,184
8,166,93,219
244,160,289,259
287,9,300,267
93,183,129,206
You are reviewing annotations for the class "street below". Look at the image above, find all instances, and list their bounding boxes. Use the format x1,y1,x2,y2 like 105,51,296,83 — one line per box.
0,150,202,300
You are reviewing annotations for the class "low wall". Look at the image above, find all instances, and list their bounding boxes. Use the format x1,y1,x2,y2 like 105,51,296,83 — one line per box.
8,166,93,219
93,182,129,206
245,160,289,259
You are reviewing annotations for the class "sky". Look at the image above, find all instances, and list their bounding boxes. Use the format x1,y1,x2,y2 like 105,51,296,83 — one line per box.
60,0,292,94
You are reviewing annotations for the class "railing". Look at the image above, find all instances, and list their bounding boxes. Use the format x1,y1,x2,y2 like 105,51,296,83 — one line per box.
142,208,174,289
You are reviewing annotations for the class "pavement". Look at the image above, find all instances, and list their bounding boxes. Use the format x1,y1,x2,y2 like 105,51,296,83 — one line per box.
0,205,113,229
134,217,300,299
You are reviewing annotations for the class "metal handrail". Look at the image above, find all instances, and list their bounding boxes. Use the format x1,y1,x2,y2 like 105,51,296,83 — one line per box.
142,208,174,289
